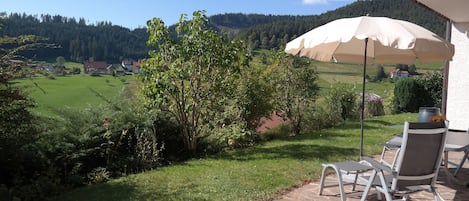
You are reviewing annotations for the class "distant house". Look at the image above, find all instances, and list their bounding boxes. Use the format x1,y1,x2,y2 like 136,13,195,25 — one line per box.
28,61,53,71
120,58,141,74
84,61,108,74
121,59,134,72
389,69,409,79
108,64,126,76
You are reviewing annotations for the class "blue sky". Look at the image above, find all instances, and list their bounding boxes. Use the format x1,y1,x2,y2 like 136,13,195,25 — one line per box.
1,0,355,29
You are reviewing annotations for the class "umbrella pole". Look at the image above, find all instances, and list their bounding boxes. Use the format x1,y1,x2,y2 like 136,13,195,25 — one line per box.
360,38,368,159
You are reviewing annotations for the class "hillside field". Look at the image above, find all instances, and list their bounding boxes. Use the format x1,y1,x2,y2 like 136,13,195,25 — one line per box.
14,57,443,117
15,74,134,117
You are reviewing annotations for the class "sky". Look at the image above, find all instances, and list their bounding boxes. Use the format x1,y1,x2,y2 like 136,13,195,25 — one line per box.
1,0,355,29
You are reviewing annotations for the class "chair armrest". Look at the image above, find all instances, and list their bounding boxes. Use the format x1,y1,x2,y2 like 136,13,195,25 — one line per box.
361,156,394,173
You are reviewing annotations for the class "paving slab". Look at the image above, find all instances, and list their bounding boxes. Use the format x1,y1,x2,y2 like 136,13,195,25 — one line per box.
276,150,469,201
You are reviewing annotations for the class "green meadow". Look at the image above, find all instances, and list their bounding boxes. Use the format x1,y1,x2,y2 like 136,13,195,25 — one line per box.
15,74,133,117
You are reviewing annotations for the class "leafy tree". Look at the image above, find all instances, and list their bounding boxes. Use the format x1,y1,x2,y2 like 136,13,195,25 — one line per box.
141,11,250,155
270,53,319,135
408,64,417,75
56,56,66,66
234,63,274,130
374,65,387,82
0,34,56,200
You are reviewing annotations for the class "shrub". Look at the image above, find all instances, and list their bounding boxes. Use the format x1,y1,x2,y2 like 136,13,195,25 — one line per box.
90,71,101,76
393,77,432,113
72,67,81,74
365,94,385,117
414,72,443,108
325,83,358,121
383,89,395,114
202,123,257,153
305,100,349,133
259,124,291,141
87,167,110,184
0,86,46,200
32,92,165,195
47,74,56,79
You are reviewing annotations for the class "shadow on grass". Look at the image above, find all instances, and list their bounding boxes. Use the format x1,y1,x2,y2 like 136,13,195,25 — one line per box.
216,143,358,162
51,177,212,201
50,181,139,201
320,71,361,76
365,119,396,126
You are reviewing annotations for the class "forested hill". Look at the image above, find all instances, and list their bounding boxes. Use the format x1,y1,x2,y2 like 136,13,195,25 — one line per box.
212,0,446,50
0,13,149,63
1,0,445,63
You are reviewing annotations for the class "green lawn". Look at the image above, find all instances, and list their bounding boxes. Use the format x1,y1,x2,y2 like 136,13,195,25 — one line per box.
15,75,132,117
51,113,417,201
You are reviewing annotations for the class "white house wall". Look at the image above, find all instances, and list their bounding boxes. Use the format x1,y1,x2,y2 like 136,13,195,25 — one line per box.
447,22,469,131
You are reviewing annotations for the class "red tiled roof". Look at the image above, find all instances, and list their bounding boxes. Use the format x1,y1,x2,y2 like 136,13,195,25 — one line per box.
84,61,108,69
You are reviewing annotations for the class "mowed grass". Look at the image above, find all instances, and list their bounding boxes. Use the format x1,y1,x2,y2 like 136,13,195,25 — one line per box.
313,61,442,97
15,75,132,117
51,112,417,201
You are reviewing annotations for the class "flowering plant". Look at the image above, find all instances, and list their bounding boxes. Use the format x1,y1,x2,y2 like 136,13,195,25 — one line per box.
366,95,384,103
430,115,446,122
365,94,384,117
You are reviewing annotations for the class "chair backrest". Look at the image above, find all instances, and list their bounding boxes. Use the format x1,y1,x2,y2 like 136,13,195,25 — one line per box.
392,121,447,189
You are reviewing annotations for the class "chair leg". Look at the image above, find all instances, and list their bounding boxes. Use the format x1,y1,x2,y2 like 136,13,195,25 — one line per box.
336,169,346,201
431,186,443,201
376,171,393,201
352,172,359,191
318,166,328,195
453,149,469,177
360,170,377,201
318,165,346,201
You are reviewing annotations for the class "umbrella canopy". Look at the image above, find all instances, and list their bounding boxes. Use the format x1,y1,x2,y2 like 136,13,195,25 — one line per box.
285,16,454,157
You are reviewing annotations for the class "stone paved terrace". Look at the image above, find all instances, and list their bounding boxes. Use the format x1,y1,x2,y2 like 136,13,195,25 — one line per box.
276,150,469,201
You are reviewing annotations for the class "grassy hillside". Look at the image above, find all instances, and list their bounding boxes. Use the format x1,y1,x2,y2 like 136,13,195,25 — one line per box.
15,75,133,117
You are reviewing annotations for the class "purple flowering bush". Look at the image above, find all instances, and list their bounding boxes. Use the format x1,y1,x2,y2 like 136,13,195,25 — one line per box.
366,94,385,117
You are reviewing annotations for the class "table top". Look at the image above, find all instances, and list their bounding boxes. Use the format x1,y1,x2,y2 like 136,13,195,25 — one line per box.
445,130,469,152
384,130,469,152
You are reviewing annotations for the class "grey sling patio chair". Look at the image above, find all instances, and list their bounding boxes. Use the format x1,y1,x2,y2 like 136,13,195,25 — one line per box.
359,121,447,201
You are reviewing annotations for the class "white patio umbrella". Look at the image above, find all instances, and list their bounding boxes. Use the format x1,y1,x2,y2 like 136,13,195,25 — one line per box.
285,16,454,157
